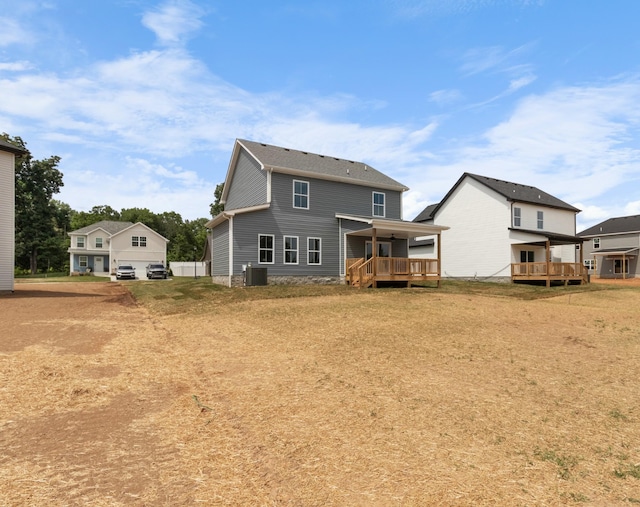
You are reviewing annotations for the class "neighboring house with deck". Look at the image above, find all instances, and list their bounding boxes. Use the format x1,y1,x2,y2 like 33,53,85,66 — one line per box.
579,215,640,279
410,173,586,286
68,221,168,277
0,139,27,292
206,139,448,287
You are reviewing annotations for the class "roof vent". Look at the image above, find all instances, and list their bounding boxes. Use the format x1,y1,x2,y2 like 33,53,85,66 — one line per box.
347,169,350,175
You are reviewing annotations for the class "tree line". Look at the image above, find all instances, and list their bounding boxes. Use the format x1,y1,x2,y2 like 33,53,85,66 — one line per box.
3,133,222,274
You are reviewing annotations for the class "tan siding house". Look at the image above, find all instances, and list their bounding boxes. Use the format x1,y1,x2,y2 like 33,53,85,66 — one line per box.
0,140,26,292
68,221,168,277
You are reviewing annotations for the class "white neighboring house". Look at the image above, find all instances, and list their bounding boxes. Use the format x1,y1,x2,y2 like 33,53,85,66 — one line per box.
0,139,27,292
68,220,168,277
410,173,587,286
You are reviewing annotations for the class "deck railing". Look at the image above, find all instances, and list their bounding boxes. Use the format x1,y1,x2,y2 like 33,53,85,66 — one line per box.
347,257,440,287
511,262,587,282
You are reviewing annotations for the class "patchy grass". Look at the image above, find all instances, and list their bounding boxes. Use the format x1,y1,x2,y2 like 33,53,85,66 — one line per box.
126,277,620,315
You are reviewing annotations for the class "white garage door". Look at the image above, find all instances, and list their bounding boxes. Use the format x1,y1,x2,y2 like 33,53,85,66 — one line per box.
119,261,148,279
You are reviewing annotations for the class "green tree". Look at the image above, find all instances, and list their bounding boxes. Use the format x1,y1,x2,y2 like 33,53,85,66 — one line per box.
210,183,224,217
5,134,65,274
70,205,121,230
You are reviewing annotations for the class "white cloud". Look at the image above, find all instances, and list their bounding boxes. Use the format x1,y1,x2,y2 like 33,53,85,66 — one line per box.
404,77,640,223
142,0,207,46
0,17,29,46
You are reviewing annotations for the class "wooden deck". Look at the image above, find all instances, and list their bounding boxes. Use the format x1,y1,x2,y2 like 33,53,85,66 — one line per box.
346,257,441,288
511,262,588,286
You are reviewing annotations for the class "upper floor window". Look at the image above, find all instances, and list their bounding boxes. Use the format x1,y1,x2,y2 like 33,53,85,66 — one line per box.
293,180,309,209
258,234,274,264
373,192,385,217
308,237,321,265
593,238,600,249
537,211,544,230
284,236,299,264
132,236,147,247
513,207,521,227
77,237,85,248
95,237,103,249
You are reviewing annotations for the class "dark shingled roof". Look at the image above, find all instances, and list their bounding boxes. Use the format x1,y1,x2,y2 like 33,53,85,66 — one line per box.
0,138,27,155
464,173,580,211
69,220,134,236
412,172,579,221
412,203,438,223
238,139,408,191
578,215,640,237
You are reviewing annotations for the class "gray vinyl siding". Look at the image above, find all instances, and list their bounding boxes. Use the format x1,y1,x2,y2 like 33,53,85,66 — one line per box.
212,220,230,276
232,209,340,276
227,173,404,277
225,150,268,210
582,232,640,278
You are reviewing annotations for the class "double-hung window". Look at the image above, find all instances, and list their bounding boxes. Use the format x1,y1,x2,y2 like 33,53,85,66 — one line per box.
132,236,147,247
258,234,274,264
284,236,299,264
593,238,601,249
95,237,103,249
293,180,309,209
513,207,521,227
308,237,321,265
537,211,544,230
373,192,385,217
77,237,85,248
79,256,88,268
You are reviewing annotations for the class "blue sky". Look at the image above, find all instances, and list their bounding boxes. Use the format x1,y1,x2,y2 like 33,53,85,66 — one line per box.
1,0,640,231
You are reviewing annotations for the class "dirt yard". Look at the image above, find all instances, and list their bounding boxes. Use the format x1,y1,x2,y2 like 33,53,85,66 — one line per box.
2,281,640,506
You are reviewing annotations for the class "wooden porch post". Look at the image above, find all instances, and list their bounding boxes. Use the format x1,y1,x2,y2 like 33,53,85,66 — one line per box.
437,231,442,289
545,240,551,288
579,240,585,284
623,253,627,280
372,228,377,288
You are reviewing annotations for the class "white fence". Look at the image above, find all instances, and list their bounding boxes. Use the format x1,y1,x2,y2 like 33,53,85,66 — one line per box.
169,261,207,277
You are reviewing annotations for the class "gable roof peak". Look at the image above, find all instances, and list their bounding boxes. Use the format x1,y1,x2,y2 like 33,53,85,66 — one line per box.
463,172,580,212
235,139,408,191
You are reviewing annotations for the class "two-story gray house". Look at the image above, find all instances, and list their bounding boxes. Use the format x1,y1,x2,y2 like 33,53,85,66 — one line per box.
579,214,640,279
206,139,448,287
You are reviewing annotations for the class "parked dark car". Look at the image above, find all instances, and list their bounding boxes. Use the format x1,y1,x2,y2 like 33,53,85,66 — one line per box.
115,264,136,280
146,263,168,279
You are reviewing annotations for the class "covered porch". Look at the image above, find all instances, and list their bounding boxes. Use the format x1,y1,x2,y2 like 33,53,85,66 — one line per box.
339,215,448,288
590,247,638,280
510,230,588,286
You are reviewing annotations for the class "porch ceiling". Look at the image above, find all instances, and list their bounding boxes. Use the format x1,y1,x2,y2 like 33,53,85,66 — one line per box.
509,228,584,246
338,214,448,239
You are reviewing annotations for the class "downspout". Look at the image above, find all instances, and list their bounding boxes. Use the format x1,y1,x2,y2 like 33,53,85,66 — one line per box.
228,214,233,287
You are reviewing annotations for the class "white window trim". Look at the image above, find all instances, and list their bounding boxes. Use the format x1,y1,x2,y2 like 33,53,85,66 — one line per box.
79,255,88,268
593,238,601,249
373,191,385,217
283,235,299,265
537,211,544,230
513,207,521,227
307,237,321,265
77,237,85,248
132,236,139,247
258,234,275,265
293,179,309,210
140,236,147,247
95,237,103,249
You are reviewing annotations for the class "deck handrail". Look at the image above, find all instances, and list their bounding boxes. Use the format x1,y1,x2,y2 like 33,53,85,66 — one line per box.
511,262,586,278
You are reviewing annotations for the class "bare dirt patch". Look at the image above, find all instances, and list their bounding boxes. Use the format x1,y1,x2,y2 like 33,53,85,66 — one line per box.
2,281,640,505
